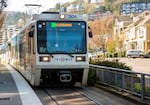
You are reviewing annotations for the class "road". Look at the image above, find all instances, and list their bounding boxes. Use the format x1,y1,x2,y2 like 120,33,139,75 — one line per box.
108,58,150,74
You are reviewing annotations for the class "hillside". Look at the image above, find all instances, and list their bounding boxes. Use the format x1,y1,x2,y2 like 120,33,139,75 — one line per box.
5,12,25,26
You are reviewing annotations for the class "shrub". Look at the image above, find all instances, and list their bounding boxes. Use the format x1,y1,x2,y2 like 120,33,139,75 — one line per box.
88,59,132,85
134,83,141,93
87,69,97,85
90,59,132,70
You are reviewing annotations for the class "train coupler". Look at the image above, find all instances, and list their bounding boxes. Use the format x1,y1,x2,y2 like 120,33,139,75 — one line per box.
58,71,72,82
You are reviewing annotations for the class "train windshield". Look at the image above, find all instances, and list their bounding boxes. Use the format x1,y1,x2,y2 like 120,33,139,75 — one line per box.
37,21,86,54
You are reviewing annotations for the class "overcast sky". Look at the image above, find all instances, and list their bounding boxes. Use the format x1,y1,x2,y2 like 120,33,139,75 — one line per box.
5,0,71,12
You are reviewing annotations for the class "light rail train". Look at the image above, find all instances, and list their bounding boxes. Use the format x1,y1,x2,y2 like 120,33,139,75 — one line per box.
1,12,93,86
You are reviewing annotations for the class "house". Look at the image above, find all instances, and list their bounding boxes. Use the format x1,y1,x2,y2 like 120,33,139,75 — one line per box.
116,11,150,52
114,16,132,41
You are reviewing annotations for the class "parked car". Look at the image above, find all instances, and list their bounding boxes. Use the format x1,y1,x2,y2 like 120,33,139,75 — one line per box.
88,53,97,59
126,50,149,58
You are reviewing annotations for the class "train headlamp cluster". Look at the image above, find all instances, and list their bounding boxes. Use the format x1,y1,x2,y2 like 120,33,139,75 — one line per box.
59,14,65,19
39,56,85,62
40,56,50,62
76,56,86,62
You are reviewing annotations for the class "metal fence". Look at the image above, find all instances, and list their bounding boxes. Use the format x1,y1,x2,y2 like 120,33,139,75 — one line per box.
89,64,150,101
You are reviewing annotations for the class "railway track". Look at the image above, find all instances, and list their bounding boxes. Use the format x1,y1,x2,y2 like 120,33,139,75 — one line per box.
34,86,136,105
34,87,100,105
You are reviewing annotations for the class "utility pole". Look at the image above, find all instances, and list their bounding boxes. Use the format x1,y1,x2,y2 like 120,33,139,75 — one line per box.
25,4,41,15
24,4,41,24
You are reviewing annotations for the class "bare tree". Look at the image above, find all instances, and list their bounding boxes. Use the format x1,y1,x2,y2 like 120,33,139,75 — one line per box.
0,11,5,28
90,16,114,50
0,0,7,29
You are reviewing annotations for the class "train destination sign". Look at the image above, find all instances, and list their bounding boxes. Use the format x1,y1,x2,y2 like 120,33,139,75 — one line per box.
51,22,72,28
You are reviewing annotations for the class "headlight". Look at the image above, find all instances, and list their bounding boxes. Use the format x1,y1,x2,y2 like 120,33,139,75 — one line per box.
39,56,50,62
76,56,86,62
59,14,65,19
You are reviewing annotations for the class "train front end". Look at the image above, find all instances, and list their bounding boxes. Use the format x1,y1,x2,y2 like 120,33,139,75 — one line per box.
32,13,90,86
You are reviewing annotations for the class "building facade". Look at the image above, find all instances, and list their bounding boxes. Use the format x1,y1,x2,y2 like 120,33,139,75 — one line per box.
121,2,150,15
114,11,150,52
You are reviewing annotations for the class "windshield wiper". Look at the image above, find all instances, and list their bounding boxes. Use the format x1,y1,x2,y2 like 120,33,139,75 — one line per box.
49,54,54,58
55,51,74,58
45,49,54,58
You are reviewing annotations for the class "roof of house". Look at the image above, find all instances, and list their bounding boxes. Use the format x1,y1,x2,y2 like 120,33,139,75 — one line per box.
117,16,132,22
137,15,150,27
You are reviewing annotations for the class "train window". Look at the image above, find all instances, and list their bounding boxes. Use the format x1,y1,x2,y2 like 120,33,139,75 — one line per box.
29,31,34,37
28,34,31,53
29,26,35,37
37,21,87,54
28,26,35,54
19,43,24,58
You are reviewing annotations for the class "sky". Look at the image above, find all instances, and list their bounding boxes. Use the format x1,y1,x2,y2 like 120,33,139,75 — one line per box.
5,0,72,12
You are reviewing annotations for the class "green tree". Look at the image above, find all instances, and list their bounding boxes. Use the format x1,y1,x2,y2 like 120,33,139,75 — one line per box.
55,3,61,11
106,38,116,53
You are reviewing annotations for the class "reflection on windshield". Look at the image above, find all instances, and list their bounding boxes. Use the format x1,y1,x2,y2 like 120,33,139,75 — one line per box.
37,21,86,54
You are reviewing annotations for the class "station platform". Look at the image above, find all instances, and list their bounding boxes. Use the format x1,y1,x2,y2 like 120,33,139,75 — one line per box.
0,64,42,105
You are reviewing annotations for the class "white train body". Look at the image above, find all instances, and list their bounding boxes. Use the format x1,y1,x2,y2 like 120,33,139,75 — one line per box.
6,12,91,86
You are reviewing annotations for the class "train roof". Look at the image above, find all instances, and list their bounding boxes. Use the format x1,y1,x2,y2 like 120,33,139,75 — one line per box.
31,12,87,21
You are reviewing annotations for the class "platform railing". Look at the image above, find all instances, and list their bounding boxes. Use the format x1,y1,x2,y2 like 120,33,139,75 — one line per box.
89,64,150,101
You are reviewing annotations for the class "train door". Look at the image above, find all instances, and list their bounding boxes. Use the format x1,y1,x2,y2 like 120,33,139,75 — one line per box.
22,25,30,78
28,25,35,69
24,25,35,82
19,32,25,73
